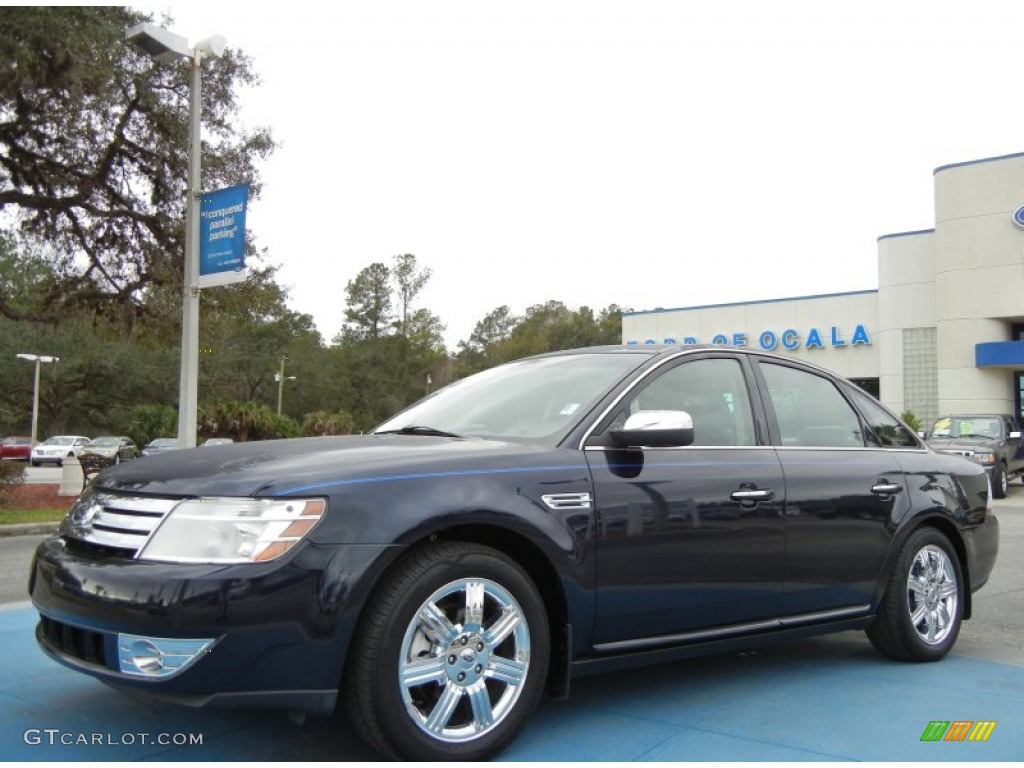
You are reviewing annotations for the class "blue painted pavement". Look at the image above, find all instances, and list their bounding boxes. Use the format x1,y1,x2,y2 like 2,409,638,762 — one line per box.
2,602,1021,762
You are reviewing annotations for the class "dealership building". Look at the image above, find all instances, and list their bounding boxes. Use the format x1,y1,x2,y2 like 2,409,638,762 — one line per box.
622,151,1024,428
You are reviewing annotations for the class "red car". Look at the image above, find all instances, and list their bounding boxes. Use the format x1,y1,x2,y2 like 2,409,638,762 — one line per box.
1,436,33,461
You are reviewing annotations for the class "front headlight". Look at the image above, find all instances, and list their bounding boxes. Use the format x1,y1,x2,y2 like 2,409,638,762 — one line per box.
138,497,326,564
974,452,996,465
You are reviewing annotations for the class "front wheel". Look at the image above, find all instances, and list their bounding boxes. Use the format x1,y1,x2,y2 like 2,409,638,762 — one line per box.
867,528,963,662
344,541,549,761
992,463,1008,498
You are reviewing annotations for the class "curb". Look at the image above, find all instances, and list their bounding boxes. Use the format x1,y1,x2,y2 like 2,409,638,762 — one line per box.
0,522,60,538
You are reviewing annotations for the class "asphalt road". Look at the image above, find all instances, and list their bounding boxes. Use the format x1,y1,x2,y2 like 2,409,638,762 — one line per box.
21,465,64,484
0,534,44,604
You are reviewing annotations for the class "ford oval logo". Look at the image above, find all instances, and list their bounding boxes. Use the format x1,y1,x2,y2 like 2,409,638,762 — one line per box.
1014,204,1024,230
71,501,101,529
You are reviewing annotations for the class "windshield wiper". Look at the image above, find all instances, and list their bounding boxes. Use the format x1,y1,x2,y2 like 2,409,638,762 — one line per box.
375,425,462,438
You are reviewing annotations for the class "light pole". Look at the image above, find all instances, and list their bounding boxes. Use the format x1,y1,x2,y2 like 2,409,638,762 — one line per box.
125,23,226,448
276,356,297,417
16,354,59,446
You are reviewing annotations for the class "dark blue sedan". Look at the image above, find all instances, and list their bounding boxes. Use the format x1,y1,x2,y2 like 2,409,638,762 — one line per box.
29,345,998,760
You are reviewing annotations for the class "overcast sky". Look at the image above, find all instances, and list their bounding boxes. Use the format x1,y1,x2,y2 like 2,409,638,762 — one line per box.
131,0,1024,350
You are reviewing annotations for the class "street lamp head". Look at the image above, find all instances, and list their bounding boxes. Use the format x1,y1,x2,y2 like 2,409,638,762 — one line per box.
16,354,59,363
194,35,227,59
125,22,191,62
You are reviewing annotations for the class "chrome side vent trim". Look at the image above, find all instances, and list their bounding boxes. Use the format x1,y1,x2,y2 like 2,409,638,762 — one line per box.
541,492,592,510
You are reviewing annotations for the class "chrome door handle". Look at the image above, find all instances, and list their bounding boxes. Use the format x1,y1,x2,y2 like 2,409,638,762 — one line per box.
731,489,775,502
871,482,902,495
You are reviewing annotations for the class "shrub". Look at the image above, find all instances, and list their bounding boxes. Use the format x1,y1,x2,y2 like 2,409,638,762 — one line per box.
0,461,26,505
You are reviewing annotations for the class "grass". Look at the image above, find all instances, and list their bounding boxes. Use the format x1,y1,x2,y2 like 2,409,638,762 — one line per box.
0,508,67,525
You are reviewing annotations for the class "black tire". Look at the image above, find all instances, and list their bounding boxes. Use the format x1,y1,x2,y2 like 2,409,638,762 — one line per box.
56,459,63,468
344,541,549,761
867,528,963,662
992,463,1008,499
31,460,40,467
114,455,121,465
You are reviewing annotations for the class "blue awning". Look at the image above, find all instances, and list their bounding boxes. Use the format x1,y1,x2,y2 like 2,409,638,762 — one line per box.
975,341,1024,368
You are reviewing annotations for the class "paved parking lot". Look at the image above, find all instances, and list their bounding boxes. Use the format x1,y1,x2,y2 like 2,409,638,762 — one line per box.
1,495,1022,761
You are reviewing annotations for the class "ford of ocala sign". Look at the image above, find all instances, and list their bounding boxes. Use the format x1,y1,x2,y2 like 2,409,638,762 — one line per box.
626,324,872,351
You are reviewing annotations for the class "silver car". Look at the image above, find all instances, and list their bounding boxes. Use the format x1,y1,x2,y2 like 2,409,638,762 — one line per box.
82,436,139,464
140,437,180,457
30,435,92,467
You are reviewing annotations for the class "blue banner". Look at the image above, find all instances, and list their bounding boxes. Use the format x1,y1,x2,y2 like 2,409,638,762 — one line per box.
198,184,248,286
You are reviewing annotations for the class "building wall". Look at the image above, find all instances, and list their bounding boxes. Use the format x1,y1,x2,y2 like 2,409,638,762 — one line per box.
621,151,1024,424
933,154,1024,415
876,230,936,421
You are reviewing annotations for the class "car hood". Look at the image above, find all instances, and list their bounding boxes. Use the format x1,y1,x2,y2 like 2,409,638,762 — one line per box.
92,434,567,497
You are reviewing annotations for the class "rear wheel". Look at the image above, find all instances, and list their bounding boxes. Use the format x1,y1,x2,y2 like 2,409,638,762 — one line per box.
867,528,963,662
344,541,549,761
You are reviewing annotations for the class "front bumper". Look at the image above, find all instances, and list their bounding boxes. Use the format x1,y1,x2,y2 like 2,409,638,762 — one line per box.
30,535,398,714
31,452,68,464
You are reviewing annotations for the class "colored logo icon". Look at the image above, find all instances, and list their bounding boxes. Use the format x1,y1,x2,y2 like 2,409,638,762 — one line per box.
920,721,996,742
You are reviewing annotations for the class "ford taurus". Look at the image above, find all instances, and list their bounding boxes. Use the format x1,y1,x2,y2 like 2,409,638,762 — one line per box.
29,345,999,760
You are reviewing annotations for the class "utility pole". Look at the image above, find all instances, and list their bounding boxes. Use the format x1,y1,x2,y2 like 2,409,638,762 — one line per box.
276,355,287,416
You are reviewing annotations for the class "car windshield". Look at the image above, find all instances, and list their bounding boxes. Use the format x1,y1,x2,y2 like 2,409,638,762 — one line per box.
90,437,119,447
42,437,74,446
375,351,649,445
148,439,176,448
930,416,1002,439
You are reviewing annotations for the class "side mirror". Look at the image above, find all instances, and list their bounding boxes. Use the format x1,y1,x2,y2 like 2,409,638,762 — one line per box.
609,410,695,448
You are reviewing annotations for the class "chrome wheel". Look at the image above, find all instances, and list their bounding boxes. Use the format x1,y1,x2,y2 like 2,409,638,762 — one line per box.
399,577,531,743
345,541,549,761
867,527,963,662
906,544,958,645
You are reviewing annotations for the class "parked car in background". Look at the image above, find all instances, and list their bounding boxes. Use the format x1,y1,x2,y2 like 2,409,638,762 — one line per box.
30,346,999,761
923,413,1024,498
1,436,33,461
140,438,180,457
82,436,139,464
201,437,235,446
29,435,91,467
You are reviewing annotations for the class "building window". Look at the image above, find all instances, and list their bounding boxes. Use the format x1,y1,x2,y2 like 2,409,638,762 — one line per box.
903,328,937,427
849,378,880,398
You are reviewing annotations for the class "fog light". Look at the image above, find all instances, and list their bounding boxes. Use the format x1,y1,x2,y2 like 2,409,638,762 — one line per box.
118,633,216,678
126,639,163,674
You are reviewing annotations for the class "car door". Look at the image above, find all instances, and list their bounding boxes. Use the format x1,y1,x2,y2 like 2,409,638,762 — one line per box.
752,359,911,617
584,352,786,646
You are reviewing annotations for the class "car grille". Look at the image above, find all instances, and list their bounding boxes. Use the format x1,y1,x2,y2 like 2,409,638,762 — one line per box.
38,615,108,668
63,491,179,556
